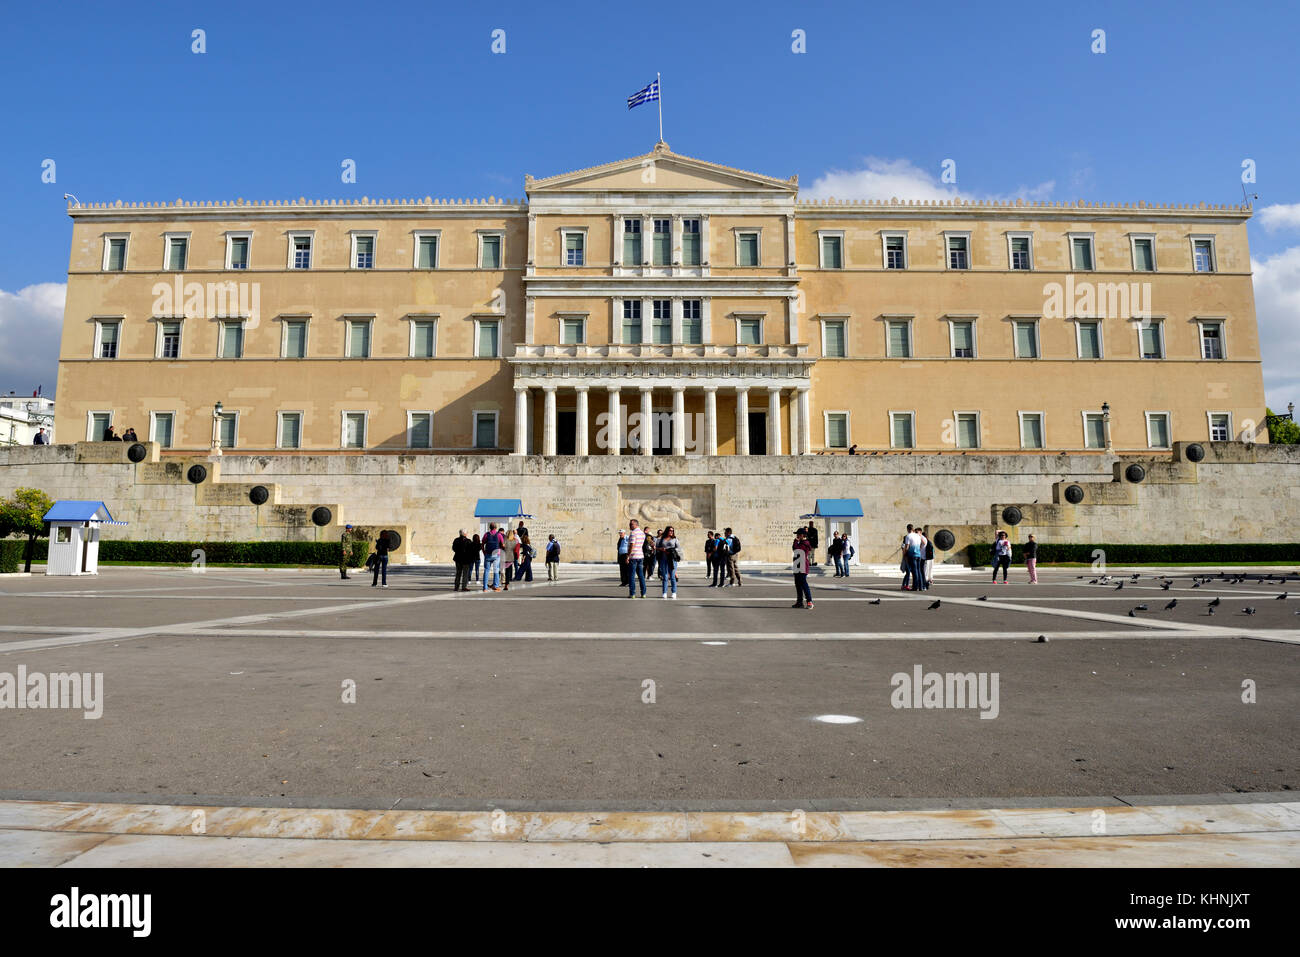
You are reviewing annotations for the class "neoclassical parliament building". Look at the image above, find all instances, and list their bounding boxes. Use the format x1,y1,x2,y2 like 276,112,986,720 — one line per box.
55,143,1266,457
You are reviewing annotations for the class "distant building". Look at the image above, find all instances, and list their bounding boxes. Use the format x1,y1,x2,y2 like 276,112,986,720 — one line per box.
0,393,55,446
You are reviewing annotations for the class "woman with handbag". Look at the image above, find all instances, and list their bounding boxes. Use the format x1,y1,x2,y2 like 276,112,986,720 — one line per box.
658,526,682,599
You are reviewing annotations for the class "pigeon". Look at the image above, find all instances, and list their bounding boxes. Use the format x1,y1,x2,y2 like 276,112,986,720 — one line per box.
1135,604,1149,611
1089,579,1099,585
1192,582,1201,589
1164,599,1178,610
1128,610,1137,617
1115,582,1124,590
1277,593,1288,601
928,600,941,610
1244,607,1257,615
1208,607,1216,616
1209,597,1221,607
1161,582,1172,591
977,595,988,601
868,598,881,605
1036,635,1048,643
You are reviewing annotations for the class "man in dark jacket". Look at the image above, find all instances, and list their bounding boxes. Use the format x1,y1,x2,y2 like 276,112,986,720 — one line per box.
371,531,391,588
451,529,475,591
806,523,819,565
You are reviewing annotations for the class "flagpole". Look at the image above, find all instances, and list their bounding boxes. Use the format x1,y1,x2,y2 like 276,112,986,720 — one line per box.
657,72,663,143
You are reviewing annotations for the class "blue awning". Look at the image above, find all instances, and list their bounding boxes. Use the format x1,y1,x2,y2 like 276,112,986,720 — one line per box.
801,498,864,519
42,500,128,525
474,498,532,519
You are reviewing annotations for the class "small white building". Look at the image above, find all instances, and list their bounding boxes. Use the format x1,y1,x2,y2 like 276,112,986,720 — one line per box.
42,501,127,576
0,393,55,446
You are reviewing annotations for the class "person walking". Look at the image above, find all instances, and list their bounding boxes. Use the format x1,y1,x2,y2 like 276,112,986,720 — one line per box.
922,529,935,589
481,522,505,592
503,529,518,590
451,529,475,591
370,531,391,589
992,530,1012,584
617,530,630,586
471,533,482,583
900,524,915,590
545,534,560,581
791,527,814,609
626,520,647,598
1023,533,1039,584
723,527,743,587
518,532,535,583
658,526,682,599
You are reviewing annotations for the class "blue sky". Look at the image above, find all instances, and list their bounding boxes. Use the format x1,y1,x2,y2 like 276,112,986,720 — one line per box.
2,0,1298,404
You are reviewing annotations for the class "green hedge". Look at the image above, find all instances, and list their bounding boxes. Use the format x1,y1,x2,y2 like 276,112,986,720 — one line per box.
1,538,368,568
967,542,1300,565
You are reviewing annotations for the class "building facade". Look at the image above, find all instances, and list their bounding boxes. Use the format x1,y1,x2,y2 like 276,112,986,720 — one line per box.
1,393,55,446
55,144,1265,456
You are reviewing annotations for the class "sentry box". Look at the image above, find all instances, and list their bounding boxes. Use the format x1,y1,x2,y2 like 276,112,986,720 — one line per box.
41,500,128,576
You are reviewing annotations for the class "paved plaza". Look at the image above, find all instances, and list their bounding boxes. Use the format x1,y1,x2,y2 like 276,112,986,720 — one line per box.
1,561,1297,865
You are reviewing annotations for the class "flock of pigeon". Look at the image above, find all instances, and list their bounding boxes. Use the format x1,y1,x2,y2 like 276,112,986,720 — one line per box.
1077,571,1298,618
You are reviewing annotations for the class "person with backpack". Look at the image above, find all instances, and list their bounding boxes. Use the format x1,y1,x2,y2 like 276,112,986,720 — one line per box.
616,530,630,586
518,532,535,583
657,526,683,599
626,520,647,598
370,531,391,589
992,530,1012,584
791,527,814,609
481,522,506,592
724,526,743,587
545,534,561,581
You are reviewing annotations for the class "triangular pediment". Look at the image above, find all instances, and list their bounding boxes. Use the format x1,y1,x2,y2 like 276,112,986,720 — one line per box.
527,144,797,194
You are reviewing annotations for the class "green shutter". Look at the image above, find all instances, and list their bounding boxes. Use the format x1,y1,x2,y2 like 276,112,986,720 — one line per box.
1015,322,1037,358
285,321,306,358
410,413,432,448
682,318,702,344
418,237,437,269
892,414,913,448
1134,240,1153,271
349,322,370,358
481,236,500,268
822,237,842,268
1072,238,1093,270
478,321,498,357
1141,324,1161,358
222,322,242,358
280,414,300,448
107,239,126,270
1148,415,1169,448
827,414,847,447
475,414,495,448
682,232,700,265
824,322,846,357
168,239,187,271
738,234,758,266
1086,415,1106,448
218,414,236,448
1021,415,1043,448
952,322,974,355
413,321,435,357
1079,322,1100,358
888,322,910,358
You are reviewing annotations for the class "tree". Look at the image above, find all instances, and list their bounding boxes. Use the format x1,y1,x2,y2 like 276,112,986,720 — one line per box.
1266,408,1300,445
0,488,55,573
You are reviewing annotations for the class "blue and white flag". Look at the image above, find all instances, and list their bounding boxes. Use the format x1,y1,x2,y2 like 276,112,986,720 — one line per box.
627,79,659,110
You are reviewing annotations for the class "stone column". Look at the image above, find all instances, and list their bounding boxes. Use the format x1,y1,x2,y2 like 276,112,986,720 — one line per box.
575,386,589,456
703,386,718,456
768,387,783,455
798,387,812,455
639,386,654,456
735,386,749,456
789,392,800,456
671,387,686,456
542,387,557,457
512,386,528,456
607,387,621,456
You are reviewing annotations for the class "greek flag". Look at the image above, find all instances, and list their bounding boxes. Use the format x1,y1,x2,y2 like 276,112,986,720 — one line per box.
627,79,659,110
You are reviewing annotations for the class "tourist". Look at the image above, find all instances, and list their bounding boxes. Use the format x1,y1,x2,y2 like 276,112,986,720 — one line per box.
915,526,930,591
923,529,935,589
903,525,925,591
371,531,391,589
518,532,535,582
617,529,630,586
900,524,915,589
724,526,743,587
481,522,505,591
992,530,1012,584
545,534,560,580
626,520,647,598
841,534,855,578
658,526,682,599
828,532,844,577
502,529,518,590
451,529,475,591
1023,533,1039,584
704,530,716,580
471,533,482,582
516,520,529,543
710,532,727,587
806,523,819,566
643,527,657,582
792,527,813,609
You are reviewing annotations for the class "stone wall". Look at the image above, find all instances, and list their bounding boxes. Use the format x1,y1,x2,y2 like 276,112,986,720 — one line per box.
2,442,1298,564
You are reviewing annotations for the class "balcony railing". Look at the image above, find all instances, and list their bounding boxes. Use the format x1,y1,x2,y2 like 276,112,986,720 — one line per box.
512,343,808,360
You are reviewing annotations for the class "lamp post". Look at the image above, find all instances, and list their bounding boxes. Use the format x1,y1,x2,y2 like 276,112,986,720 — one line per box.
1101,401,1112,451
211,400,224,456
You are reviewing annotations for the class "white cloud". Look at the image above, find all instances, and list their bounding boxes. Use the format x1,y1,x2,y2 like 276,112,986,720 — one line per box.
0,283,64,399
1252,247,1300,410
1258,203,1300,232
802,156,1054,204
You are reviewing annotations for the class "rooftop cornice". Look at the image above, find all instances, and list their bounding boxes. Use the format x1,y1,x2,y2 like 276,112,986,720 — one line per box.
794,196,1253,219
67,196,528,217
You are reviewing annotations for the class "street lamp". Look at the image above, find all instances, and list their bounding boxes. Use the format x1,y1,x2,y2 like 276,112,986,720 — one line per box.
1101,401,1112,450
211,400,224,456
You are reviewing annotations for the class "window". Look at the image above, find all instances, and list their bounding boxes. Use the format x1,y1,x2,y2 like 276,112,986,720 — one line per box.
217,413,237,450
652,219,671,266
738,317,762,346
1019,412,1044,450
1131,236,1155,272
890,412,915,449
415,233,439,269
1084,413,1107,449
1076,321,1102,359
946,234,969,270
650,300,672,344
1209,413,1231,442
1146,412,1171,448
278,412,302,449
825,412,849,449
473,411,498,449
346,319,372,358
1070,235,1095,271
950,320,975,358
1013,320,1039,359
165,235,188,271
955,412,980,449
1200,320,1224,359
218,321,244,358
103,236,128,271
737,231,759,267
819,233,844,269
681,219,701,265
623,220,642,265
151,412,174,448
226,235,250,270
886,320,911,358
480,234,503,269
1009,234,1032,270
283,319,308,358
408,411,433,449
621,300,642,344
563,231,584,267
476,319,500,358
681,300,703,344
96,320,120,359
411,319,436,357
561,317,585,345
822,320,846,358
290,234,313,270
1139,321,1164,359
883,233,907,269
342,412,366,449
160,321,182,359
352,234,375,269
1192,237,1216,273
88,412,112,440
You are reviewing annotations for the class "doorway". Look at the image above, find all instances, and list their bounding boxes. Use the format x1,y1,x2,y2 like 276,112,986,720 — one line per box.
747,412,767,455
556,411,576,455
